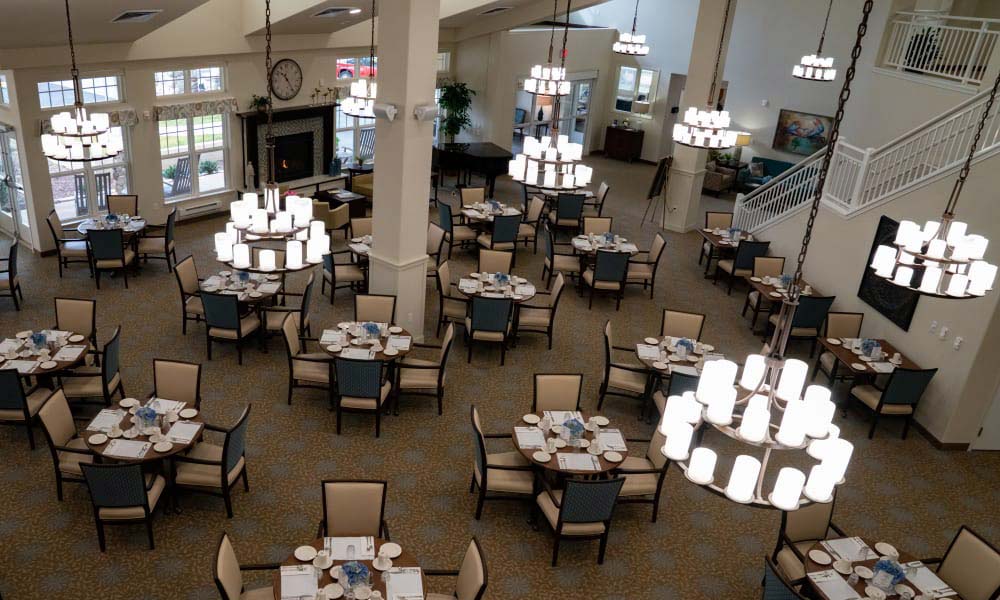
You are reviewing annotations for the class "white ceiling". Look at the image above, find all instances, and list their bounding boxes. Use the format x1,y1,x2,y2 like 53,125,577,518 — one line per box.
0,0,212,49
254,1,374,36
439,0,541,30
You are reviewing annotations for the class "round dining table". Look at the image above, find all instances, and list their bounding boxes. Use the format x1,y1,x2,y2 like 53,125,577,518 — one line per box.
513,411,628,476
460,203,522,224
456,273,537,303
634,336,719,376
273,537,425,600
200,271,284,305
0,329,91,377
321,323,413,362
83,400,204,463
570,235,639,257
76,217,147,237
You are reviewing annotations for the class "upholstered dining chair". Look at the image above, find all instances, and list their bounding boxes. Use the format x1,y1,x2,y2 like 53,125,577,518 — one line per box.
534,476,626,566
318,479,391,539
264,272,315,337
0,243,22,310
924,525,1000,600
541,222,580,287
80,462,165,551
355,293,396,323
137,208,177,271
46,209,91,278
714,239,770,295
761,556,809,599
333,358,391,437
87,228,136,289
106,194,138,216
202,292,262,365
436,260,468,337
515,272,565,350
812,312,864,385
396,324,454,416
477,248,512,275
465,296,514,365
213,532,278,600
349,216,373,239
765,295,835,357
849,367,938,439
172,405,251,518
477,214,521,265
517,196,545,253
322,249,366,305
425,537,488,600
532,373,583,412
439,201,477,258
582,181,610,217
469,405,533,520
37,389,94,501
427,222,447,279
54,296,99,357
174,255,204,335
742,256,787,330
151,359,202,408
626,233,667,299
582,250,630,310
279,313,331,405
698,211,734,266
581,216,613,235
0,367,53,449
597,320,652,412
311,200,341,235
613,428,671,522
772,493,846,581
547,193,586,238
60,325,124,406
460,187,486,208
660,309,706,340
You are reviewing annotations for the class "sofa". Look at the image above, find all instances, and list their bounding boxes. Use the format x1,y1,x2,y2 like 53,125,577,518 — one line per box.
703,161,738,195
741,156,795,189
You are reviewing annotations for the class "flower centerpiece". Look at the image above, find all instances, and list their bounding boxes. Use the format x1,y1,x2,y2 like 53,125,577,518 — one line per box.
563,417,585,444
363,322,381,341
676,338,695,357
30,332,47,352
871,558,906,592
861,338,877,358
604,231,614,245
488,200,502,215
105,213,119,226
341,561,370,589
135,406,158,433
238,271,251,284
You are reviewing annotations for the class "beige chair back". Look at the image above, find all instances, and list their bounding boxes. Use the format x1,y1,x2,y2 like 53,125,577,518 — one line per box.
534,374,582,412
312,200,334,229
455,538,488,600
355,294,396,323
478,249,512,274
705,211,733,229
351,217,373,238
331,204,350,230
427,222,446,256
938,527,1000,600
548,272,565,308
322,480,386,537
282,313,302,357
214,533,244,600
525,196,544,222
46,211,64,242
783,500,833,543
438,260,454,297
596,181,610,203
646,428,668,469
55,297,96,339
107,194,138,216
175,255,200,295
649,233,666,262
153,360,200,405
661,309,705,340
38,389,75,447
439,323,455,365
753,256,785,278
460,187,485,207
826,312,863,339
582,217,613,235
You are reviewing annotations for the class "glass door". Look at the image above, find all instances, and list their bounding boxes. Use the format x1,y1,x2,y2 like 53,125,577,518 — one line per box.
556,79,593,145
0,127,26,239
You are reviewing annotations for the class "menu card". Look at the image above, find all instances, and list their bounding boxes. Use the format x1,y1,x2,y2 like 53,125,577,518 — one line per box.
321,329,347,345
544,411,582,425
340,348,375,360
280,565,318,599
388,335,412,351
903,562,956,596
324,536,375,560
53,345,87,362
557,453,600,471
5,360,37,374
458,279,479,293
166,421,202,444
87,409,125,432
807,570,861,600
670,365,699,377
385,567,424,600
257,282,281,294
821,537,876,561
147,398,186,414
103,439,151,459
596,429,627,451
514,427,546,449
514,285,535,296
636,344,660,360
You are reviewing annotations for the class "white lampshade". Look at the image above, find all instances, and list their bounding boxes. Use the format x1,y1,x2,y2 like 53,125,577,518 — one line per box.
725,455,761,503
290,197,313,227
776,399,807,447
739,354,767,390
680,391,703,424
871,245,896,278
663,421,694,461
257,249,276,271
696,359,738,405
214,233,233,262
738,397,770,443
804,464,836,503
969,262,998,295
946,273,969,297
232,243,251,269
706,387,737,426
686,447,717,485
893,266,914,288
803,386,835,438
295,228,310,241
771,467,805,511
286,241,303,269
264,186,280,214
250,209,269,233
919,266,943,294
273,211,293,233
776,359,808,402
306,237,326,263
946,221,968,246
225,222,239,244
807,423,840,460
310,220,326,241
822,438,854,483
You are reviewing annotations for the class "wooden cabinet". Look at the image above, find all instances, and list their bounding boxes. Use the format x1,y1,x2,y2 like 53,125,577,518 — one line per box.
604,126,644,162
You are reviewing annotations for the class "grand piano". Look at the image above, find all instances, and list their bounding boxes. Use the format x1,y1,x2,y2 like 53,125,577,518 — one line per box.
432,142,513,198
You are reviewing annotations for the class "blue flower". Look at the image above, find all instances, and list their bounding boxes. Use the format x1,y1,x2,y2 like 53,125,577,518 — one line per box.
363,322,380,336
563,418,585,440
873,559,906,585
30,332,46,348
136,406,157,425
341,561,370,587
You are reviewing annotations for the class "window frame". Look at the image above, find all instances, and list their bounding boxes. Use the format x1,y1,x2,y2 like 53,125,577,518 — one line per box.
37,73,124,110
158,113,229,203
613,65,658,118
0,75,9,105
153,65,225,98
46,125,133,222
334,54,380,160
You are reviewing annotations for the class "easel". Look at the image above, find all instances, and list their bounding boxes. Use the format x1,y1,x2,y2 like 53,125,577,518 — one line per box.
642,155,672,226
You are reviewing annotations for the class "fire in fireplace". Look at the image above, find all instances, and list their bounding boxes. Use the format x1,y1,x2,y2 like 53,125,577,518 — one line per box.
273,132,314,182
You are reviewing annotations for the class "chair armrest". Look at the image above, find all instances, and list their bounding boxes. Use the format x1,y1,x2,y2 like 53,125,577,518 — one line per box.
919,557,943,567
539,477,559,506
625,437,651,443
240,563,281,571
411,342,442,349
611,345,633,352
784,534,807,560
292,354,332,363
54,444,96,455
203,423,228,433
610,361,650,375
172,455,222,466
57,371,101,379
262,306,301,313
829,522,847,537
614,467,661,475
483,432,510,439
398,362,440,370
381,520,391,541
423,569,460,577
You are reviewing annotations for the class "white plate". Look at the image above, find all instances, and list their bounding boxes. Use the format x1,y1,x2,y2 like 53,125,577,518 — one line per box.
553,438,567,448
248,291,263,298
153,441,173,453
15,331,30,339
351,237,363,243
701,344,715,352
668,354,682,362
826,337,842,345
383,347,399,357
266,274,280,281
859,355,875,362
808,549,833,565
702,228,712,233
128,407,138,415
338,322,352,329
179,408,198,419
587,444,602,455
577,439,591,448
323,583,344,599
68,334,85,343
652,361,668,370
372,557,392,571
107,429,123,439
522,414,540,424
149,434,167,443
532,451,551,462
890,358,903,365
512,294,523,300
294,545,318,561
894,584,915,596
550,425,564,434
769,291,783,298
686,356,699,363
202,286,219,293
380,542,402,558
469,273,481,279
327,345,342,353
593,416,610,426
350,339,362,346
851,362,868,371
584,422,598,432
88,433,108,445
388,326,403,334
644,337,659,345
833,559,853,575
603,451,624,462
864,585,887,600
220,270,232,277
854,565,873,579
120,398,139,408
750,276,762,282
354,587,371,600
39,361,58,370
874,542,898,557
122,429,138,439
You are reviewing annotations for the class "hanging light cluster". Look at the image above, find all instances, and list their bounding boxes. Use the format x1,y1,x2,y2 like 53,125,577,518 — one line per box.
672,0,737,150
215,195,330,272
792,0,837,82
42,0,122,163
508,135,592,189
612,0,650,56
524,0,571,97
343,0,379,119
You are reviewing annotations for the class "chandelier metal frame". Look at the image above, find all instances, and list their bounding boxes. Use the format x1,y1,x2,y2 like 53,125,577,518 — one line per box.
341,0,379,119
793,0,837,82
522,0,571,98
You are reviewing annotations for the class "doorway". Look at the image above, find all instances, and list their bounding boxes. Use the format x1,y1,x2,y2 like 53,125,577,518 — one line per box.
0,126,27,241
512,75,596,155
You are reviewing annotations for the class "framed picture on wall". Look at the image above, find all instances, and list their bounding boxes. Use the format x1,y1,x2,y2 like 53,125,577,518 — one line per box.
772,108,833,156
857,215,921,331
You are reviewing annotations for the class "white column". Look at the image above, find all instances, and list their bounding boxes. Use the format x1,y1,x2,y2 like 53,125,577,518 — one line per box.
663,0,737,232
368,0,440,341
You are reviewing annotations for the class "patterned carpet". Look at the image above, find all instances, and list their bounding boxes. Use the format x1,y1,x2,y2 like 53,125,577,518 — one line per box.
0,156,997,600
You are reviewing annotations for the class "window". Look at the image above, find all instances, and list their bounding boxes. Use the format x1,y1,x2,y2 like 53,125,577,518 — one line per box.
159,114,227,200
335,55,377,80
614,66,658,116
48,126,131,221
334,55,380,159
154,66,224,97
37,76,122,109
436,51,451,73
0,75,8,105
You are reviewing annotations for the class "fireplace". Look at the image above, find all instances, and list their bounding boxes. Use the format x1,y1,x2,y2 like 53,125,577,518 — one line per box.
274,132,315,182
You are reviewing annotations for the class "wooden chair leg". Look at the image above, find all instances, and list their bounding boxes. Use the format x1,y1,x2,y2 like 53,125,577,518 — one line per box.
96,519,107,552
598,531,609,564
551,537,561,567
146,518,155,549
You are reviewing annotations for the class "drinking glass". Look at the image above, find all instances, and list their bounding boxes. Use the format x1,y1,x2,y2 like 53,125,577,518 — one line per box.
347,544,355,560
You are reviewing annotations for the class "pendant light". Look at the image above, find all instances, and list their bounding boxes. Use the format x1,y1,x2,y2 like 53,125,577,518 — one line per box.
659,0,877,510
793,0,837,82
612,0,650,56
869,69,999,298
41,0,123,163
672,0,737,150
523,0,571,97
342,0,378,119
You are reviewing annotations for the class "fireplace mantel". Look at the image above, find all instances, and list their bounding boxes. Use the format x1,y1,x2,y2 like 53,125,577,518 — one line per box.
239,105,337,189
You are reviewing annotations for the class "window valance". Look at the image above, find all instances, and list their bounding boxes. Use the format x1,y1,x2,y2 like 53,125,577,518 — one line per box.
154,97,239,121
39,107,138,134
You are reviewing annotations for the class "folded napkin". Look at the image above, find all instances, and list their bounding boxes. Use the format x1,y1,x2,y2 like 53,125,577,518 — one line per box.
324,536,375,560
340,348,375,360
0,339,21,354
257,282,281,294
636,344,660,360
557,453,600,471
822,537,877,561
321,329,347,345
514,426,546,449
87,409,125,432
388,335,411,351
544,410,582,425
514,285,535,296
6,360,37,374
280,565,318,599
166,421,202,444
458,278,479,292
385,567,424,600
596,429,627,451
103,440,151,459
53,345,87,362
904,562,953,595
808,570,861,600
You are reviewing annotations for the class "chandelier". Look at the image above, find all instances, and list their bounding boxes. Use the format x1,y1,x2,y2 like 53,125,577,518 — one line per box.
42,0,122,163
523,0,571,97
869,75,999,299
672,0,736,150
793,0,837,82
342,0,378,119
612,0,650,56
659,0,876,511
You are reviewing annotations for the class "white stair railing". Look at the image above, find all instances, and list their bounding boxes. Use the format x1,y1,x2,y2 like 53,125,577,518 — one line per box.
732,151,824,232
881,11,1000,87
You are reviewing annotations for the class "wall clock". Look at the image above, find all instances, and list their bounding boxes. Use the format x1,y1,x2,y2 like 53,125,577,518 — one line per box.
270,58,303,101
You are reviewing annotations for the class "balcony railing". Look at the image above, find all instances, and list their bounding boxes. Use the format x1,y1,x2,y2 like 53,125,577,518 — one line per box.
881,11,1000,87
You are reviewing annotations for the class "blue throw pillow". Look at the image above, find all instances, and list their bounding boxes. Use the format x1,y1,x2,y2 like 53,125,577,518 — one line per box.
760,175,773,184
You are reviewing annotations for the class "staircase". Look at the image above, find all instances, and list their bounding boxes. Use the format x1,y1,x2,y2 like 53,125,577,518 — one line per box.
733,87,1000,232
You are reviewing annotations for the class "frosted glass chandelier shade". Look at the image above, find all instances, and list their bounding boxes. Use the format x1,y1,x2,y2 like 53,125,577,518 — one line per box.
342,79,377,119
793,54,837,81
523,64,571,97
508,134,591,189
613,31,650,56
42,106,123,162
672,107,737,150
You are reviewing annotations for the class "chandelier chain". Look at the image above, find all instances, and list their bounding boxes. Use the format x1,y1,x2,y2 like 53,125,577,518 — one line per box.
547,0,558,63
817,0,834,55
551,0,573,138
707,0,733,106
368,0,377,75
264,0,275,183
630,0,640,35
63,0,78,74
946,62,1000,215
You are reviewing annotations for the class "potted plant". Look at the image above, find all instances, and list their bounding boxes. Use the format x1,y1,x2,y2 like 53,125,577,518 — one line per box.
439,81,476,144
250,94,270,113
